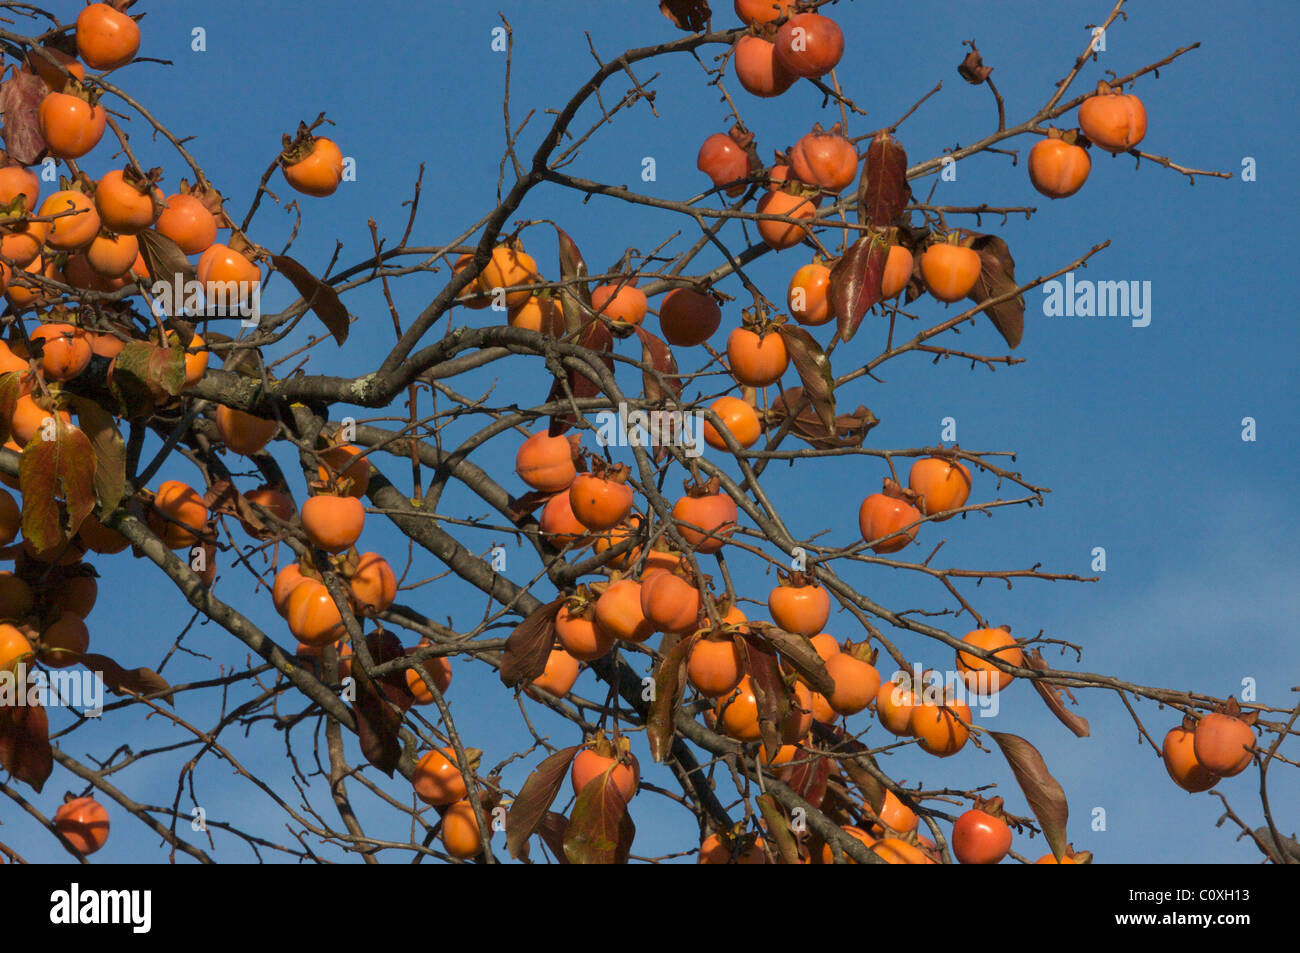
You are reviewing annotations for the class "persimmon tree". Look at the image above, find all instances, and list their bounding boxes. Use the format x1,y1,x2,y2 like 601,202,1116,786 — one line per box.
0,0,1292,866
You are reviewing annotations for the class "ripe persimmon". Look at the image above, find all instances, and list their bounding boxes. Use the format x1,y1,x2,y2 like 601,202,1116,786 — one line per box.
155,193,217,255
198,244,260,307
77,513,129,555
921,239,981,303
528,645,580,697
733,35,795,98
282,136,345,197
317,444,371,498
727,325,789,387
0,570,32,616
407,645,453,704
6,256,63,311
238,486,295,538
0,623,34,672
349,551,396,613
858,492,921,553
824,651,881,716
876,679,916,736
590,282,648,326
215,405,277,455
40,190,100,250
29,323,91,381
820,825,876,863
686,635,743,697
38,612,89,668
413,747,467,806
880,245,913,299
569,470,633,531
593,578,655,644
508,294,563,336
873,837,931,865
703,396,761,451
869,790,918,836
75,2,140,70
768,577,830,636
734,0,794,25
1029,134,1091,199
773,13,844,79
87,233,138,278
452,253,490,309
571,748,639,802
1078,83,1147,153
440,800,484,859
956,628,1022,694
515,430,577,493
756,187,816,250
272,563,307,617
539,489,588,547
0,165,40,213
787,261,832,326
301,495,365,553
148,480,207,549
659,288,721,347
673,488,737,554
26,46,84,90
1162,725,1219,793
50,573,97,619
286,579,346,647
39,90,107,159
592,515,643,570
0,221,47,267
478,244,539,309
952,807,1013,864
700,831,767,863
95,168,162,234
697,133,750,196
54,797,110,855
790,126,858,193
1193,712,1255,777
639,571,700,634
908,456,971,519
556,602,616,662
910,699,972,757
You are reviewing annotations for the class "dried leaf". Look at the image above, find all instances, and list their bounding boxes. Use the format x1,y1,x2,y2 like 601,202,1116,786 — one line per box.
546,320,613,436
563,769,635,864
988,731,1070,861
659,0,711,32
786,751,831,811
0,702,51,792
352,630,412,775
756,793,800,864
830,236,887,342
775,325,835,432
965,232,1024,349
0,71,48,165
958,46,994,84
768,387,878,450
555,226,593,337
1025,650,1090,737
136,227,196,295
633,327,681,403
0,371,21,446
537,811,571,863
506,746,580,859
66,397,126,516
500,599,563,688
271,255,349,344
648,631,691,763
19,418,96,551
856,132,910,228
79,653,173,704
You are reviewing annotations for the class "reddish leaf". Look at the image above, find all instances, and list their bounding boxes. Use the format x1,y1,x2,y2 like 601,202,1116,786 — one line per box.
108,341,185,418
647,631,691,763
0,702,51,792
352,630,412,776
555,226,592,336
633,327,681,403
19,417,96,552
856,132,910,229
66,397,126,516
1025,650,1091,738
500,599,563,688
830,236,887,342
769,388,879,450
738,639,789,753
0,71,48,165
786,752,832,811
659,0,711,31
988,731,1070,861
537,810,571,863
775,325,835,433
562,769,635,864
506,745,580,859
506,489,553,525
272,254,349,344
546,320,613,436
78,653,173,705
965,232,1025,349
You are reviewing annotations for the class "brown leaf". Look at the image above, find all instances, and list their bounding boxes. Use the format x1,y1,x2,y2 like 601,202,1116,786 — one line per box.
775,325,835,433
506,489,553,525
136,227,196,295
506,746,581,859
958,47,994,84
0,71,48,165
659,0,711,32
749,622,833,696
965,232,1024,348
79,653,173,704
0,371,22,446
988,731,1070,861
756,793,800,864
856,132,910,228
839,754,885,813
19,418,96,551
633,327,681,403
500,598,563,688
739,639,791,752
546,320,613,436
768,387,878,450
66,397,126,516
786,751,832,811
563,769,635,864
0,702,51,792
537,811,571,863
830,236,887,342
352,630,412,776
648,631,691,763
108,341,185,418
555,226,592,336
1025,650,1090,737
271,255,349,344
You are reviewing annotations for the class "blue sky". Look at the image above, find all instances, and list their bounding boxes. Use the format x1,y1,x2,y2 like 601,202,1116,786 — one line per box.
11,0,1298,863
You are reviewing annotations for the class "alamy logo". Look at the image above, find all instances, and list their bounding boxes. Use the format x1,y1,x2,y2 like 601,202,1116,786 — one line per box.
150,275,262,327
0,664,103,716
1041,271,1151,327
50,884,152,933
593,402,705,458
